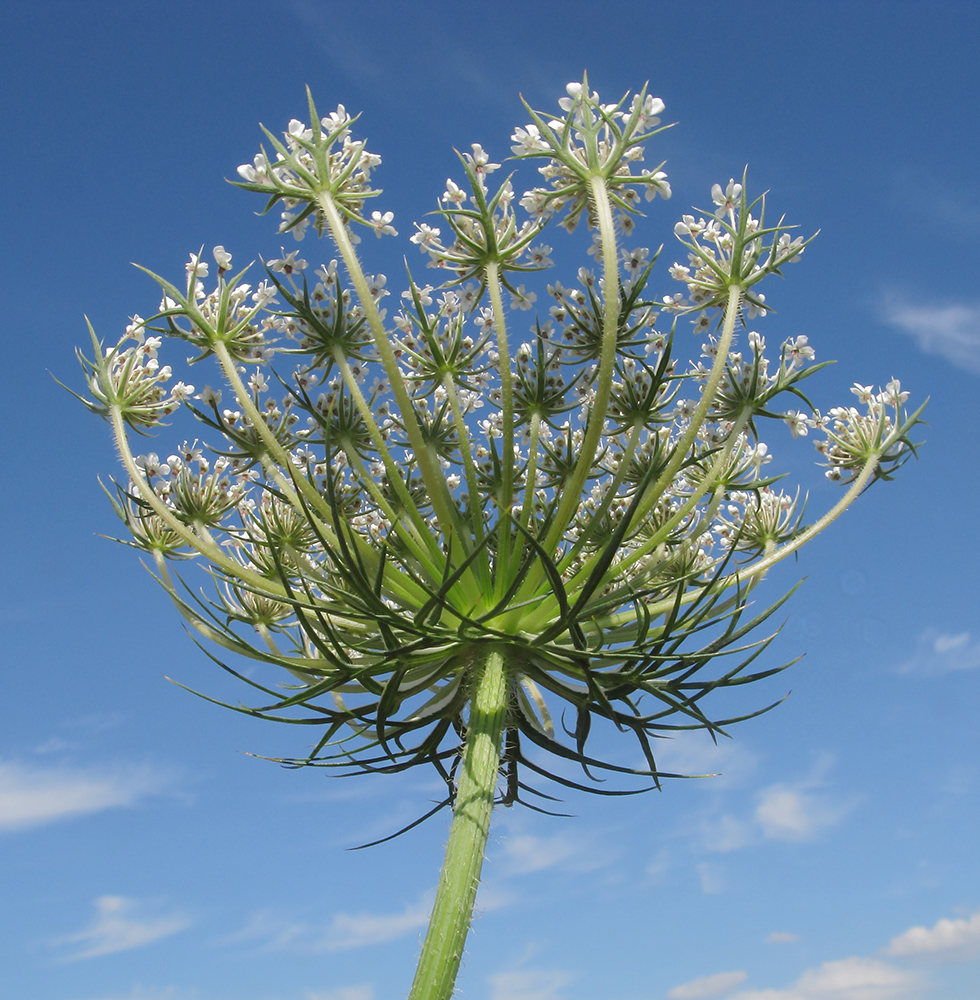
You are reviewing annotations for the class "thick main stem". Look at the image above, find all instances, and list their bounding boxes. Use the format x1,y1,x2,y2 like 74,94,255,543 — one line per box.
408,647,511,1000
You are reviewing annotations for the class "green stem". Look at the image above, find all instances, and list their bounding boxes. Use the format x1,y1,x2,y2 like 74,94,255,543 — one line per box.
541,174,620,553
109,406,292,599
315,191,460,543
329,347,443,569
485,262,515,591
209,340,334,525
499,175,621,630
443,373,492,595
592,447,886,636
627,283,743,528
408,646,511,1000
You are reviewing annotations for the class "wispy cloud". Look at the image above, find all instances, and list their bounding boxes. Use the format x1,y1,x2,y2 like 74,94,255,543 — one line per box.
0,760,169,832
487,969,574,1000
54,896,192,961
328,896,431,951
730,956,924,1000
883,907,980,960
879,293,980,374
78,987,203,1000
897,629,980,676
655,735,759,790
721,907,980,1000
766,931,801,944
227,894,431,953
753,782,855,842
494,828,614,876
305,989,373,1000
696,861,725,895
691,757,856,853
668,969,746,999
753,757,858,843
700,813,755,852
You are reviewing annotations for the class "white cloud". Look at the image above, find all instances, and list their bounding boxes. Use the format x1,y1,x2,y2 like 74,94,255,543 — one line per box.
655,736,759,789
645,847,671,881
668,969,747,999
879,294,980,374
495,830,612,875
227,894,431,953
327,896,431,951
700,813,754,853
473,880,519,914
696,861,725,895
0,760,167,832
689,757,854,854
883,907,980,960
487,969,574,1000
730,957,924,1000
754,761,857,843
305,989,373,1000
55,896,192,961
79,988,203,1000
767,931,801,944
897,629,980,676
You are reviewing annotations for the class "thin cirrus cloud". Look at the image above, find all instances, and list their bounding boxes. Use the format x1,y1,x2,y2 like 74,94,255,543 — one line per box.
486,969,575,1000
226,894,431,953
53,895,193,962
0,759,170,832
697,759,856,854
897,629,980,676
304,989,373,1000
667,969,747,999
879,293,980,374
78,987,202,1000
494,828,615,876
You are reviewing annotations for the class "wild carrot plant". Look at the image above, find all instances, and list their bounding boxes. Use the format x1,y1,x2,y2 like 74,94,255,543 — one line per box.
73,77,923,1000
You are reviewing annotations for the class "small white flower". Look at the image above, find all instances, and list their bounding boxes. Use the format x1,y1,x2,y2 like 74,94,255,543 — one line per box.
711,178,742,218
170,381,195,402
269,250,307,274
370,210,397,238
197,385,222,406
784,411,809,438
213,246,233,273
185,253,209,279
511,124,549,155
510,285,537,311
414,220,443,247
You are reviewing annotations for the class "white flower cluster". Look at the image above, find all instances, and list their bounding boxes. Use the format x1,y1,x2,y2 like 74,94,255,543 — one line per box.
76,79,923,817
236,98,391,242
512,82,672,234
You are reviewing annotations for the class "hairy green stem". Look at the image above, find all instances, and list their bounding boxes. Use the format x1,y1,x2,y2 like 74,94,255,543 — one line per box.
329,347,444,568
628,283,743,528
109,406,295,598
314,191,460,543
443,373,492,595
541,174,621,552
210,339,334,524
485,262,516,590
408,646,511,1000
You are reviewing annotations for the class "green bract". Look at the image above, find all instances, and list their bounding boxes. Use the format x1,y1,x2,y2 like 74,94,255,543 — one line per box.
76,77,924,1000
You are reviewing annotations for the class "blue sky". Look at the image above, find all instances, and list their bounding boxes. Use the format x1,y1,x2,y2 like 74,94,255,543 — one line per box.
2,2,980,999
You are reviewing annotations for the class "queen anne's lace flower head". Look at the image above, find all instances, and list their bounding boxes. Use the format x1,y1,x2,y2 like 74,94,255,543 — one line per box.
73,78,924,844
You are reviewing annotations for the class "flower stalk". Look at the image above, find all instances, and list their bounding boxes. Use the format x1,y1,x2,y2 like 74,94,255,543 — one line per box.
408,647,512,1000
